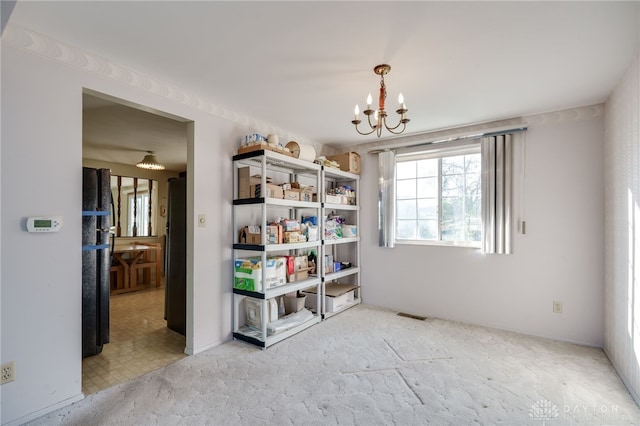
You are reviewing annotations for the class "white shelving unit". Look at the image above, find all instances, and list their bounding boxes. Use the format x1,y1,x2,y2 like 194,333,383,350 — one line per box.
232,149,322,348
319,166,361,318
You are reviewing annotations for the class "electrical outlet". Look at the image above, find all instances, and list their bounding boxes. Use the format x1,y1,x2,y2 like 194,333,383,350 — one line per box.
1,361,15,384
553,300,563,314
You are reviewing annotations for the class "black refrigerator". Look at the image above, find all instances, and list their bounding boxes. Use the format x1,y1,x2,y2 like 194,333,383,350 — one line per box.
165,176,187,336
82,167,112,358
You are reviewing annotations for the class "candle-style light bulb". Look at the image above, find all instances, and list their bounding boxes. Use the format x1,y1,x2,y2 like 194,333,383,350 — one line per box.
366,93,372,109
398,92,406,109
354,104,360,120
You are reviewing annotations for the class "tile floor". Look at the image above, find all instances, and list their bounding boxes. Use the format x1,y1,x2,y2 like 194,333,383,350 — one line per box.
82,287,186,395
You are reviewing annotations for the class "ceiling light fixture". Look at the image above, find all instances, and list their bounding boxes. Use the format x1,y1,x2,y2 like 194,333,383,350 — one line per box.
352,64,410,138
136,151,165,170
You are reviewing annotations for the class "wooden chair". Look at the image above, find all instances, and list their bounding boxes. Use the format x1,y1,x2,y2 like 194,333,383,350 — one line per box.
130,242,162,289
109,262,125,294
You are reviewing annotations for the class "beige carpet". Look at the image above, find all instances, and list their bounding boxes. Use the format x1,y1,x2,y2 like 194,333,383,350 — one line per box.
29,304,640,425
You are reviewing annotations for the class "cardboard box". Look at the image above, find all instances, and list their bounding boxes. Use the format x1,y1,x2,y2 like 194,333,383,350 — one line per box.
325,194,341,204
238,168,273,199
238,167,251,199
251,183,284,199
326,152,361,174
283,231,306,243
265,225,280,244
324,193,356,205
299,187,314,202
303,283,359,313
283,189,300,201
286,255,312,282
324,254,334,273
287,269,310,283
237,142,294,157
239,226,262,245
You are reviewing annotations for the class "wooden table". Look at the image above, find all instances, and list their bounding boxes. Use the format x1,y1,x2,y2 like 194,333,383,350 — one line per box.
112,243,161,294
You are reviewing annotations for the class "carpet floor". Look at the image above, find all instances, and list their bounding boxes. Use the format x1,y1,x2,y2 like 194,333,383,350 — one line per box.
28,304,640,425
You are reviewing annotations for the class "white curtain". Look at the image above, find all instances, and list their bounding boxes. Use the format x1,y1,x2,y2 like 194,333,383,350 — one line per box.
481,134,513,254
378,150,396,248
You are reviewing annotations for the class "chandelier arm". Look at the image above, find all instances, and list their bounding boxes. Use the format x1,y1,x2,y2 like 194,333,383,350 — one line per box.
353,122,377,136
383,117,406,132
383,120,407,135
366,113,378,130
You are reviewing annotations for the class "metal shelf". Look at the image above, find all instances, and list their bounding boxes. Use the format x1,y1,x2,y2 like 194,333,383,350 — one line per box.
323,237,360,246
324,267,360,282
320,165,361,319
234,197,320,210
233,241,321,252
233,150,323,349
232,151,362,347
233,149,321,176
233,276,321,300
323,202,359,211
322,166,360,181
233,314,321,348
322,298,362,320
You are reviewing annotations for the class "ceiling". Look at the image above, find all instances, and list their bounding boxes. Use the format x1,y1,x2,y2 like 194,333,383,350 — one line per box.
82,93,189,171
6,1,640,170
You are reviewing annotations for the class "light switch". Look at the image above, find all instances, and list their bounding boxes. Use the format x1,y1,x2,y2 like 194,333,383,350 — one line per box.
198,214,206,228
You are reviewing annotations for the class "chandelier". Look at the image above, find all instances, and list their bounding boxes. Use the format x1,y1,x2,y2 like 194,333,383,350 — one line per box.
351,64,410,137
136,151,165,170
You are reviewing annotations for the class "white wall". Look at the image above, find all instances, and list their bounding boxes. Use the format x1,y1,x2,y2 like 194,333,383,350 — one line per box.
604,53,640,402
358,106,605,347
0,26,319,425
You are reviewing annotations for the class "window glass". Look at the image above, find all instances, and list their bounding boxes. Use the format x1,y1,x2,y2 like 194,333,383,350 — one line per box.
128,191,150,236
396,161,417,179
417,177,438,198
396,179,416,199
395,148,481,246
397,199,417,220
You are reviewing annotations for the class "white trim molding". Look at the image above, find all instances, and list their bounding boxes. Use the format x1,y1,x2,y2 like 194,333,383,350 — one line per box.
1,23,323,152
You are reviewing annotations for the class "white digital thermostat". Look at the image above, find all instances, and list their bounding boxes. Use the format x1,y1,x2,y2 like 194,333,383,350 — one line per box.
26,216,63,233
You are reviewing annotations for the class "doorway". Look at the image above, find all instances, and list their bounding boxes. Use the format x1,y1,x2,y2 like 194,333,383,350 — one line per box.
82,288,186,394
81,91,190,395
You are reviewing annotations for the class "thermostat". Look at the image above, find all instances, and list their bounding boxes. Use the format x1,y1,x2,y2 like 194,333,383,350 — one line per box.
26,216,63,233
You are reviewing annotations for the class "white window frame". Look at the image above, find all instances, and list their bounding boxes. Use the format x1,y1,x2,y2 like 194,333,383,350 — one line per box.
395,143,482,248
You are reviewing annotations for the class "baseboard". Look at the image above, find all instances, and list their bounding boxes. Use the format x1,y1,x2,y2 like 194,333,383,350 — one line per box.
602,347,640,408
185,337,227,355
3,393,84,426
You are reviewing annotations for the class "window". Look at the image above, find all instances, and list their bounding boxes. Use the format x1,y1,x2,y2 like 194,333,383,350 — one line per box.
395,146,482,246
128,191,150,236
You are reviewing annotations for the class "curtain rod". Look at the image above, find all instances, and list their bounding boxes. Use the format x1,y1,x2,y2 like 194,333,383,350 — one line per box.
367,126,528,154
